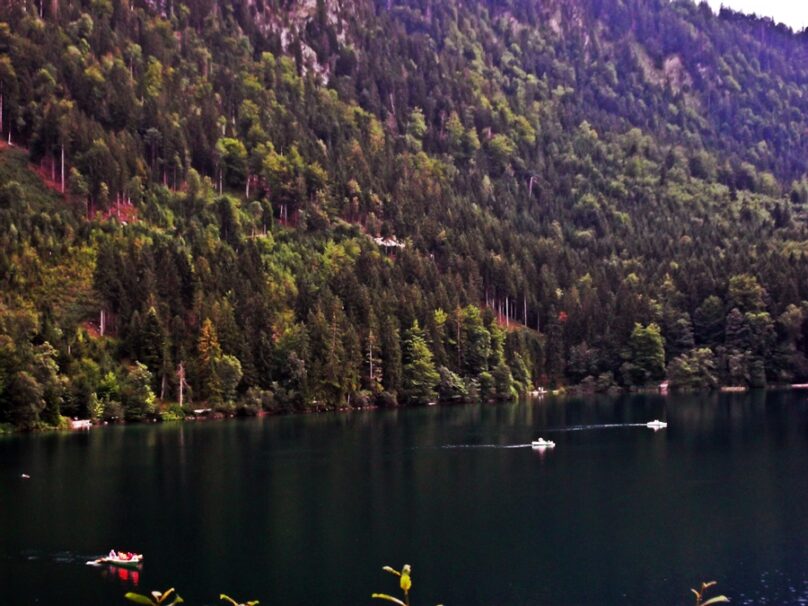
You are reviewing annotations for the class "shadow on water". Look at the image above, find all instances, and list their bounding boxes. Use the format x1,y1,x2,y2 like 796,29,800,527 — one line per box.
2,390,808,605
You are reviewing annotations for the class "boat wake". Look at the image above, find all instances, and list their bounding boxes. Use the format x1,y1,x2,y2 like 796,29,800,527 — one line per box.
542,422,647,432
437,443,532,449
420,423,654,450
19,550,104,565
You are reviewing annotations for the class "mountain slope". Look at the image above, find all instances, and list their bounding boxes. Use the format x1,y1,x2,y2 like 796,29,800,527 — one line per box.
1,0,808,427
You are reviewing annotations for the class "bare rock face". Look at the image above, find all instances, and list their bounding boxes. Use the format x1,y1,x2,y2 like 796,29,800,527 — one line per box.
141,0,359,84
244,0,356,84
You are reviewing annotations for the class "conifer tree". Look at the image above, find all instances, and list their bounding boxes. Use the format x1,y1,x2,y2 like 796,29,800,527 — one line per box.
402,320,439,405
138,307,164,388
197,318,223,404
381,315,403,396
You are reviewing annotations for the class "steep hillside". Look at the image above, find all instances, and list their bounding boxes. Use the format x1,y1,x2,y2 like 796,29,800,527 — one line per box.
2,0,808,428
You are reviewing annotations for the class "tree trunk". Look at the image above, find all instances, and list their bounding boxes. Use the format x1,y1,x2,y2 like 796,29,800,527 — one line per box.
506,296,510,327
456,314,462,368
369,338,374,383
61,143,65,193
177,363,185,408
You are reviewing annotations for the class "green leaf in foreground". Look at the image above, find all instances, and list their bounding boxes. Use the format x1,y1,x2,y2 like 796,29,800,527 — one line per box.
220,594,260,606
125,588,183,606
371,593,406,606
124,594,156,606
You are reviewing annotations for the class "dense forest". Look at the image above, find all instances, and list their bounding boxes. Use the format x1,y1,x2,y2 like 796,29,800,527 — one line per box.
2,0,808,429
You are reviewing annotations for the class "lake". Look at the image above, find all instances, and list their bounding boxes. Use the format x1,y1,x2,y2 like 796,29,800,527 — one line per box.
2,391,808,605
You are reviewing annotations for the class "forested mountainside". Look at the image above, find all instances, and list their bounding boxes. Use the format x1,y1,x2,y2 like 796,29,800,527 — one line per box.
3,0,808,428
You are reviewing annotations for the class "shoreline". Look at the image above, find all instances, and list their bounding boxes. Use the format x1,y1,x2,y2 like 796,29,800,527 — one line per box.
5,382,806,436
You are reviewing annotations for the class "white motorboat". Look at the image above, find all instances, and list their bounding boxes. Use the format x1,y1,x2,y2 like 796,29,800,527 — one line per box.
87,550,143,569
531,438,555,449
646,419,668,429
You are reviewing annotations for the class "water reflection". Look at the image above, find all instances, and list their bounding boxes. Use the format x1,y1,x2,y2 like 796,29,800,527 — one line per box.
102,565,141,586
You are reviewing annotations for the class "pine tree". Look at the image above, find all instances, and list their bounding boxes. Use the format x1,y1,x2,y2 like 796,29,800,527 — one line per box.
492,359,515,400
725,308,750,351
694,296,725,347
121,362,156,421
216,354,243,404
197,318,223,403
545,307,566,386
402,320,439,405
365,310,383,393
381,315,402,395
461,305,491,376
138,306,164,389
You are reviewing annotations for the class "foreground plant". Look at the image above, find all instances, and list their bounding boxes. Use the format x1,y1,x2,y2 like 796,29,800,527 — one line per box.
220,594,259,606
372,564,443,606
691,581,729,606
372,564,413,606
125,588,183,606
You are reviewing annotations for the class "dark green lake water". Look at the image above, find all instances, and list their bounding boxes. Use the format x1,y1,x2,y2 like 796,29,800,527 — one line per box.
3,391,808,605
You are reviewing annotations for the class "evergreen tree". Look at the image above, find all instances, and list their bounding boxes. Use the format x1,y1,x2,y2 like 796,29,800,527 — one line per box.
492,360,516,400
197,318,223,403
138,306,164,388
381,315,402,396
461,305,491,376
364,309,383,393
725,308,750,351
216,354,243,404
121,362,155,421
402,320,439,405
694,296,726,348
5,371,45,429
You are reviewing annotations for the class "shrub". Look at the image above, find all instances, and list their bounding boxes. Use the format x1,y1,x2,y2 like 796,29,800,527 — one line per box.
376,391,398,407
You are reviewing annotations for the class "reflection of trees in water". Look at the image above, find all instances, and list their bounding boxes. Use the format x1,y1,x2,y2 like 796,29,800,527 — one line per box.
672,390,802,445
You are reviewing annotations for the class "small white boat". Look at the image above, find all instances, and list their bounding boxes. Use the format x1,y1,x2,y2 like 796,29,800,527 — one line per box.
646,420,668,430
531,438,555,449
